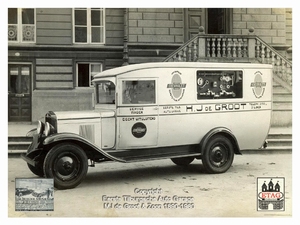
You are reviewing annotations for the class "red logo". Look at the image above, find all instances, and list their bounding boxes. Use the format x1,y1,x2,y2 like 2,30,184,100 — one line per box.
258,192,284,200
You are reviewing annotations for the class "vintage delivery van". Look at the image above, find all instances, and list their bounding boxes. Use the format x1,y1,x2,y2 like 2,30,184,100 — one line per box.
22,62,272,189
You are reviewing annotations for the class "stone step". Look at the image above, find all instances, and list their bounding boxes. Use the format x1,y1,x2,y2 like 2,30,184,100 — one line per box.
273,94,292,102
272,102,292,110
8,141,31,150
266,139,292,147
242,146,292,154
271,111,292,127
8,136,32,142
273,87,291,94
271,62,292,121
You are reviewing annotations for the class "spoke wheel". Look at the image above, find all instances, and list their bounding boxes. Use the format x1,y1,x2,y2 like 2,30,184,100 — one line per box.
202,135,234,173
43,143,88,190
171,157,194,166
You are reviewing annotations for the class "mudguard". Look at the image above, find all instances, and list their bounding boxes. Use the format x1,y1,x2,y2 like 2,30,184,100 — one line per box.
200,127,242,155
43,132,126,163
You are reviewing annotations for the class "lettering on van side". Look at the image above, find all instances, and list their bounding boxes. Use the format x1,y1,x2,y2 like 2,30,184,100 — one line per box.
122,117,156,122
167,71,186,102
163,105,182,114
186,103,246,112
130,107,144,115
183,102,270,113
157,102,271,115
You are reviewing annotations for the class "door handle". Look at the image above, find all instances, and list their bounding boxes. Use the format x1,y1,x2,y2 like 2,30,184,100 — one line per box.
15,93,25,97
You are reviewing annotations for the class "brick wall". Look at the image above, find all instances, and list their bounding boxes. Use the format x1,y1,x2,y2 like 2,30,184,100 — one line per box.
128,8,183,44
285,8,292,46
106,8,124,46
232,8,286,44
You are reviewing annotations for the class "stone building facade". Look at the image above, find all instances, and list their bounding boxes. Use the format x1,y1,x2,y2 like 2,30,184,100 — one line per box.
8,8,292,122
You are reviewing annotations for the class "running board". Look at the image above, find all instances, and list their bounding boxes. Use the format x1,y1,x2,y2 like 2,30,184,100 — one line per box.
119,152,202,163
105,145,200,163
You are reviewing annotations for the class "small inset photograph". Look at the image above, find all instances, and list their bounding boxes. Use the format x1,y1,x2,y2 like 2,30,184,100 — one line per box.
15,178,54,211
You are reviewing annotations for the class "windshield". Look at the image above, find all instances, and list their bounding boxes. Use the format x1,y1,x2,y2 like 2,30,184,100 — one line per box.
95,80,115,104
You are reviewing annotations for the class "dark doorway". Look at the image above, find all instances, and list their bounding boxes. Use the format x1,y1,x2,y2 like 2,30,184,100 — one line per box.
8,64,32,121
185,8,232,41
207,8,232,34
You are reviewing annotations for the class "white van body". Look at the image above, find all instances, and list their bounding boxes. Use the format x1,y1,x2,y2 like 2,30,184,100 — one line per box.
23,62,272,189
95,62,272,150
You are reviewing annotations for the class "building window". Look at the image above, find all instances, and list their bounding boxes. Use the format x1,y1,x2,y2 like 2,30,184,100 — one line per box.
8,8,35,43
77,63,103,87
73,8,105,44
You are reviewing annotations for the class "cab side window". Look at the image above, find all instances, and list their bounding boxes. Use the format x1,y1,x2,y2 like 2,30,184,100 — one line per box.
96,81,115,104
122,80,156,104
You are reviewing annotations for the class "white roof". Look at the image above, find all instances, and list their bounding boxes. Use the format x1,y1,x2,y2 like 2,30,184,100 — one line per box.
93,62,273,79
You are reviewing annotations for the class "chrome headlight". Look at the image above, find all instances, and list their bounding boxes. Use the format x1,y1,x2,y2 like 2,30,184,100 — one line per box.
26,128,37,137
37,121,45,135
44,122,55,136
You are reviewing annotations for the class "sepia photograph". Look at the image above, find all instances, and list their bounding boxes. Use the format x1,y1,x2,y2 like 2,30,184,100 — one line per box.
15,178,54,211
4,1,298,224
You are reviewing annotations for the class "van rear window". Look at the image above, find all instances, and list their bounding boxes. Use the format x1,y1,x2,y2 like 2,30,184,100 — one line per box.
196,70,243,99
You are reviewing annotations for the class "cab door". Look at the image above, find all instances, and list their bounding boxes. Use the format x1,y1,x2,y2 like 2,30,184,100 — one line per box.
117,79,158,149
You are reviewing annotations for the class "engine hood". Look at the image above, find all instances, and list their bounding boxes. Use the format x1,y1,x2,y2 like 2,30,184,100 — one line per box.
54,110,115,121
53,110,115,144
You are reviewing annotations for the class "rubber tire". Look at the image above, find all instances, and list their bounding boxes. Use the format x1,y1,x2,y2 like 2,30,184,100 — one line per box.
26,152,45,177
43,143,88,190
171,157,194,166
28,163,44,177
201,135,234,174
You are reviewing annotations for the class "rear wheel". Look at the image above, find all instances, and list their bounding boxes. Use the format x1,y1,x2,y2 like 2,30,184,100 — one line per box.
43,143,88,190
201,135,234,173
171,156,194,166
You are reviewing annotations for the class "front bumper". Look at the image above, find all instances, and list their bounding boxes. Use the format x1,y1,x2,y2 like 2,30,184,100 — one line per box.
22,130,46,166
21,154,36,167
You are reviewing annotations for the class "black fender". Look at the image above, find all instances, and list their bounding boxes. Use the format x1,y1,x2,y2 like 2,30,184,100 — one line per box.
200,127,242,155
43,132,126,163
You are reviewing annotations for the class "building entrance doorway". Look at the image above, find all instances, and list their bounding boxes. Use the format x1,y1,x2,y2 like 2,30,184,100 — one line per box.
207,8,232,34
184,8,232,41
8,64,32,121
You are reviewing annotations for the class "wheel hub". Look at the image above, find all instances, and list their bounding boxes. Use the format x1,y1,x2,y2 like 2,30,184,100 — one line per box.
56,156,77,177
212,147,224,163
63,161,73,171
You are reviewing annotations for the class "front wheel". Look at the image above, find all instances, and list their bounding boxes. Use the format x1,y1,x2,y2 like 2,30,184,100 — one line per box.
43,143,88,190
201,135,234,173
